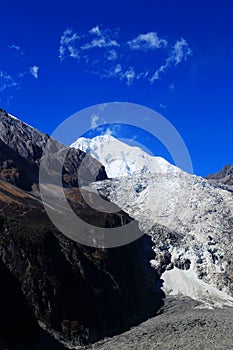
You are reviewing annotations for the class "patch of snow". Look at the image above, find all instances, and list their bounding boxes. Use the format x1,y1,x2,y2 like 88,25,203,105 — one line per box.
71,135,181,178
162,267,233,309
8,112,32,128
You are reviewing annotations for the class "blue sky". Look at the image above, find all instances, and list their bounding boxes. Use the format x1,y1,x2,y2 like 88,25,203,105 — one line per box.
0,0,232,176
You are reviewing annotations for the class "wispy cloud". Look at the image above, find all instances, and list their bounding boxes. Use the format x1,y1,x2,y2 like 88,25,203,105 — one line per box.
59,28,80,61
127,32,167,50
0,43,40,105
89,26,102,35
105,49,118,61
81,26,119,50
169,82,175,91
173,38,192,64
159,103,167,110
9,44,24,56
91,114,100,128
104,124,121,137
30,66,39,79
0,71,18,92
102,64,136,85
150,38,192,83
58,26,192,86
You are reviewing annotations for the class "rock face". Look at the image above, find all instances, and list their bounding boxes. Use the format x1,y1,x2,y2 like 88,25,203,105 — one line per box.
206,165,233,186
0,109,164,349
0,212,163,349
0,108,107,190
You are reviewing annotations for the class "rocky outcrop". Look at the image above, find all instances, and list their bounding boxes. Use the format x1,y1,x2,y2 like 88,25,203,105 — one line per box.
206,165,233,186
0,108,107,190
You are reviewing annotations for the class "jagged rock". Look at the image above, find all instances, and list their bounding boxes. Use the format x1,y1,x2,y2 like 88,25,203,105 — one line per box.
0,108,107,190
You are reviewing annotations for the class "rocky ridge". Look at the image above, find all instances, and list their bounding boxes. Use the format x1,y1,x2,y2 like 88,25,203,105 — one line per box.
0,108,107,190
206,165,233,186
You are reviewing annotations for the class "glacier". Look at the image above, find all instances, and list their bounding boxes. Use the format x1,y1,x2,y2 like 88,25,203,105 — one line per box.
72,134,233,306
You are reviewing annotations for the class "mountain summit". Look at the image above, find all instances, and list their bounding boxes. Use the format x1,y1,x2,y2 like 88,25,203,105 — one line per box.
71,135,180,178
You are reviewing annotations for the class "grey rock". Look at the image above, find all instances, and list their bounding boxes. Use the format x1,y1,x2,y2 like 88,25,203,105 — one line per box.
85,297,233,350
206,165,233,186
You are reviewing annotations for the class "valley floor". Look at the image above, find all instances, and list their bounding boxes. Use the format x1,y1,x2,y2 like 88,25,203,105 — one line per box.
85,297,233,350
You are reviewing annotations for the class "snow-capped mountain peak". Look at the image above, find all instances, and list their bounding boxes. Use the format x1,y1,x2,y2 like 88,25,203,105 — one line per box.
71,135,181,178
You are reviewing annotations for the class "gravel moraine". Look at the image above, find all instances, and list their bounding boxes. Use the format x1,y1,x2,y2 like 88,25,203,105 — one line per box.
85,297,233,350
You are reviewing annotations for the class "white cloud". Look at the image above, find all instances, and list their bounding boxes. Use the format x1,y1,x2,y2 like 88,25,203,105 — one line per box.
150,38,192,83
9,44,24,56
169,82,175,91
0,71,18,92
58,26,192,86
30,66,39,79
172,38,192,65
150,63,167,82
122,67,136,85
81,26,119,50
59,28,80,61
89,26,102,36
105,49,118,61
91,114,99,128
18,72,26,78
128,32,167,50
114,64,122,74
102,64,122,79
102,64,135,85
81,37,118,50
103,124,121,137
136,71,149,80
81,38,118,50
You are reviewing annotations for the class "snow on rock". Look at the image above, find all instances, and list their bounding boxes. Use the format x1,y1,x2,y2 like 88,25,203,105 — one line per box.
72,135,233,302
162,267,233,309
90,172,233,297
71,135,180,178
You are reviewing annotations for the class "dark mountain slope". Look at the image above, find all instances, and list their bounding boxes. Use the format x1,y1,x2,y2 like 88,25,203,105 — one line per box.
0,108,107,190
206,164,233,186
0,108,164,348
0,203,164,349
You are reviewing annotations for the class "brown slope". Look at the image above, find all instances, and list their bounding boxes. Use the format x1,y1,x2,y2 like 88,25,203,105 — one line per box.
0,181,164,348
